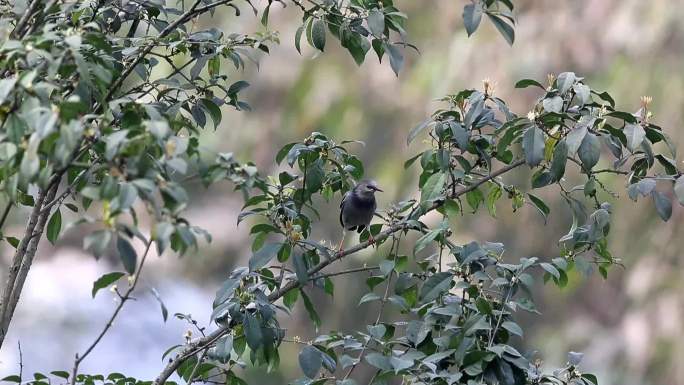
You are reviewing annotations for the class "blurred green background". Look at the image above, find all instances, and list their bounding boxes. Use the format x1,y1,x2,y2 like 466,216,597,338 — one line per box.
1,1,684,384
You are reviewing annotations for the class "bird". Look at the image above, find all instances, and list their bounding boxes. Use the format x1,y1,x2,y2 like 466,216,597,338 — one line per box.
338,179,383,251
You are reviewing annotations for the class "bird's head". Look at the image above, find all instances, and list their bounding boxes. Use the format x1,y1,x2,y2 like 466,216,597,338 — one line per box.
355,179,383,199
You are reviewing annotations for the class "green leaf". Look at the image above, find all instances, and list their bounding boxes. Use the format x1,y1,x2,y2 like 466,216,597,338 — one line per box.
486,185,502,217
556,72,576,95
487,14,514,45
577,133,601,170
624,123,646,152
46,209,62,245
284,289,298,310
293,253,309,284
384,42,404,76
414,229,440,255
419,272,452,303
573,84,591,104
249,242,281,271
652,190,672,222
294,25,304,54
299,345,322,378
522,125,544,167
200,98,222,129
476,296,493,315
150,287,169,322
463,3,483,36
566,125,588,154
466,188,484,212
1,375,21,383
243,313,262,350
92,272,125,298
407,119,432,145
582,374,598,385
450,122,470,150
549,139,568,181
311,19,326,51
367,9,385,36
116,237,138,274
501,321,523,337
50,371,70,379
542,96,563,113
540,262,560,279
527,193,549,223
365,353,393,371
420,172,446,204
674,176,684,206
343,32,370,65
213,334,233,364
515,79,545,89
301,289,321,330
84,230,112,258
607,111,637,123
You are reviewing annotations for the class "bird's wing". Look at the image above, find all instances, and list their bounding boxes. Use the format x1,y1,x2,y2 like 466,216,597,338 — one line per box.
339,191,350,227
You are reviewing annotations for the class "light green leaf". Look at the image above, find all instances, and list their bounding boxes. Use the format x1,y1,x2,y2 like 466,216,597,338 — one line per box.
91,272,125,297
367,9,385,36
542,96,563,113
299,345,322,378
311,19,326,51
652,190,672,222
421,172,446,204
522,125,544,167
674,176,684,206
46,209,62,245
419,272,453,303
116,236,138,274
463,3,483,36
577,133,601,170
624,123,646,152
249,242,282,271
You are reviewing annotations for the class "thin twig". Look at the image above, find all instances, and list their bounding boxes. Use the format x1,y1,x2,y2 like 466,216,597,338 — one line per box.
0,204,12,230
342,238,398,381
487,274,517,349
186,350,208,383
17,341,23,383
70,240,153,384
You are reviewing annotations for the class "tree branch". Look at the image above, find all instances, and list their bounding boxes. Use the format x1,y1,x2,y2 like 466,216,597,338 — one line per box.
69,240,153,384
152,158,526,384
0,183,58,347
104,0,234,102
0,203,12,230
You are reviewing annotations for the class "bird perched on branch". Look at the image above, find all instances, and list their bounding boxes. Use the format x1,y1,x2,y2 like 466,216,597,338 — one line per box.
338,179,383,251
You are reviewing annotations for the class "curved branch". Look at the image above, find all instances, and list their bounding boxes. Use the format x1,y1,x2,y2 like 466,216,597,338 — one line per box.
70,240,153,384
152,158,526,385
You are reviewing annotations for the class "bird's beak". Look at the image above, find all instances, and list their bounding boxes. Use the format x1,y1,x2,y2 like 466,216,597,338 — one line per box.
373,186,383,192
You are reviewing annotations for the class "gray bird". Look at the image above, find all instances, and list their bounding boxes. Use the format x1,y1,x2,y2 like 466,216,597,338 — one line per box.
338,179,383,251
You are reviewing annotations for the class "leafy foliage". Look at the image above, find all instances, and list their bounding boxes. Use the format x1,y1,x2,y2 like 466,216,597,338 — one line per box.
1,1,680,385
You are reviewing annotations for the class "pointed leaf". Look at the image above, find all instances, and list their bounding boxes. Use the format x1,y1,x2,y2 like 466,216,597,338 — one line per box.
522,125,544,167
46,209,62,245
116,237,138,274
92,272,125,298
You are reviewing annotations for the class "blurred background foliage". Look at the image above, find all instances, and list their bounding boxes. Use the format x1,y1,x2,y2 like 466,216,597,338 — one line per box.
1,1,683,385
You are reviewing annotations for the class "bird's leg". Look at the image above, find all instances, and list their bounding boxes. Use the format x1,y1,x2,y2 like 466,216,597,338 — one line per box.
337,230,346,252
